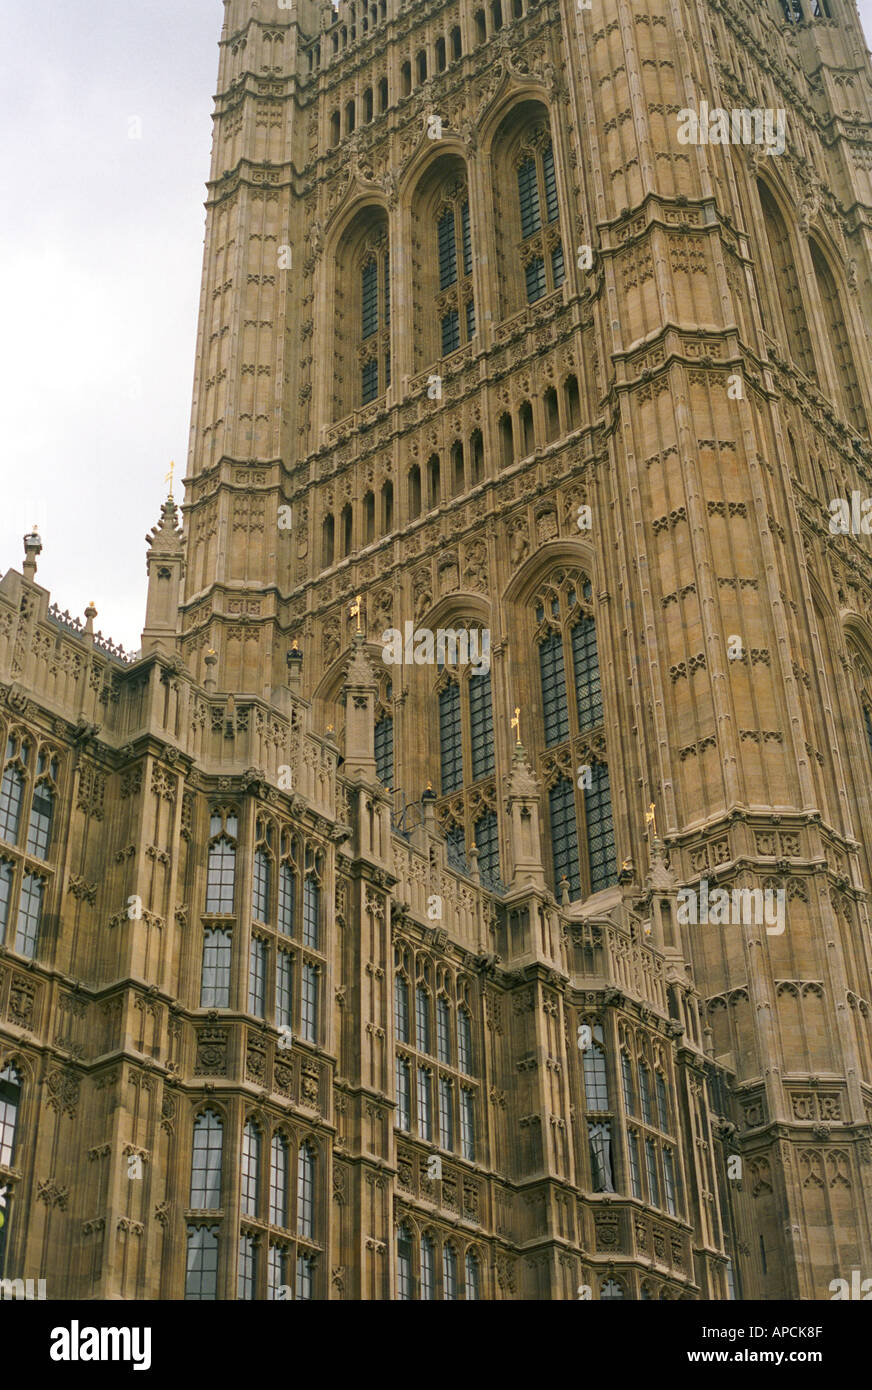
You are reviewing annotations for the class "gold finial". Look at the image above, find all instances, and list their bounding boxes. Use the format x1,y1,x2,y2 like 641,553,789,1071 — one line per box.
510,706,521,744
350,594,363,632
327,723,334,734
645,802,658,837
164,460,175,498
291,639,299,651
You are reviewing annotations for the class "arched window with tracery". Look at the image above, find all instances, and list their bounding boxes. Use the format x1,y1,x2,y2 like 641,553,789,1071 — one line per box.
757,181,815,381
375,675,394,789
492,109,565,317
297,1142,315,1238
532,569,615,900
809,240,867,435
412,160,476,371
190,1109,224,1209
435,629,501,886
333,210,391,418
0,1064,21,1167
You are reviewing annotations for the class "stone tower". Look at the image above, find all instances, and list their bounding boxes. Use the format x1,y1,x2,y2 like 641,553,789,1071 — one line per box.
1,0,872,1301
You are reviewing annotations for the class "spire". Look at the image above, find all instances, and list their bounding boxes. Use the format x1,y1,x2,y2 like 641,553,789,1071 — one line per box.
505,734,546,891
341,629,378,781
22,526,42,582
141,496,185,657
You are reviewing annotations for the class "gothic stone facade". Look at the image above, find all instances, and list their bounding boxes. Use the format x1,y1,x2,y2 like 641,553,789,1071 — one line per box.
2,0,872,1300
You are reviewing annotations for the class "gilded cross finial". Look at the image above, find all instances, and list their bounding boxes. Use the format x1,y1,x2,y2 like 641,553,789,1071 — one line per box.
164,460,175,499
511,706,521,744
645,802,658,837
350,594,363,632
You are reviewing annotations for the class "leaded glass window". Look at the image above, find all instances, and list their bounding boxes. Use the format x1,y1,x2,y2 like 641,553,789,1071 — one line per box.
26,783,53,859
241,1121,260,1217
0,765,23,846
302,876,320,950
469,672,495,780
276,951,293,1030
395,975,410,1043
421,1234,435,1300
201,928,232,1008
417,1066,432,1141
416,985,431,1054
190,1110,223,1209
439,682,463,793
460,1088,475,1160
396,1056,411,1130
301,963,318,1043
206,838,235,914
444,1245,458,1300
465,1250,480,1300
438,1076,454,1150
297,1144,315,1238
583,1024,609,1109
252,849,271,924
515,134,564,304
278,864,295,936
397,1224,413,1300
375,714,394,787
549,779,580,899
185,1226,219,1300
270,1134,289,1228
437,997,451,1064
457,1009,473,1075
0,1066,21,1166
248,937,267,1018
14,874,42,958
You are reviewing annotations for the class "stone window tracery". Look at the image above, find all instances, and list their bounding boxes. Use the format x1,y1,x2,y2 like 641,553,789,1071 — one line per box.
532,569,615,900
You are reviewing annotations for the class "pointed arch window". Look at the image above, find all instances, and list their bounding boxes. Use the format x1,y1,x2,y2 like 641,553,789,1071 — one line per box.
439,681,463,793
0,748,24,846
241,1121,261,1217
206,809,237,914
434,188,476,357
465,1249,480,1300
438,1075,454,1150
297,1143,315,1238
201,927,232,1008
396,1055,411,1130
421,1233,436,1299
252,844,271,925
757,182,815,380
0,1065,21,1166
627,1130,643,1198
248,936,267,1018
601,1278,625,1300
278,862,296,936
397,1223,413,1299
302,875,320,950
443,1244,458,1299
515,132,565,304
375,676,394,789
417,1066,433,1140
356,234,391,407
14,874,42,959
457,1008,473,1075
437,996,452,1064
270,1134,289,1228
435,637,500,882
639,1061,653,1124
582,1023,609,1109
185,1226,219,1300
27,779,54,860
301,962,319,1042
395,975,410,1042
190,1110,224,1209
621,1051,635,1113
0,860,12,941
296,1252,314,1300
810,240,867,435
416,985,432,1054
534,570,616,901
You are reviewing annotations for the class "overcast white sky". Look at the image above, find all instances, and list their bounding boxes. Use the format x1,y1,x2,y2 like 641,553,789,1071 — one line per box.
2,0,872,651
